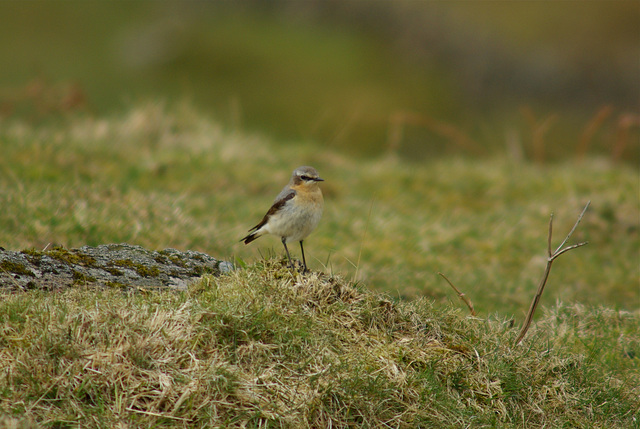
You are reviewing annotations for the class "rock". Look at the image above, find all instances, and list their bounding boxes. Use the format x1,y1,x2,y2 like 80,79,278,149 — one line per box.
0,243,234,291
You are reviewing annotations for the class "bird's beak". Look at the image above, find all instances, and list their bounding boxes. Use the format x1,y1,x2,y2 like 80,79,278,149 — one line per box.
315,177,324,182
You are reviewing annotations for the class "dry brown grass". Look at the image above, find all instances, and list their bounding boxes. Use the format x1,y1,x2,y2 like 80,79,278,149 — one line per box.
1,260,638,428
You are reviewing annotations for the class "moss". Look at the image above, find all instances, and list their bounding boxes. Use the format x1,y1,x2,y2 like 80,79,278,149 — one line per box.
103,267,124,276
20,248,44,266
170,256,187,268
112,259,160,277
157,250,190,268
190,266,217,276
191,254,206,263
72,270,97,284
0,260,35,277
136,264,160,277
47,246,98,268
104,281,127,288
153,255,169,264
20,248,41,256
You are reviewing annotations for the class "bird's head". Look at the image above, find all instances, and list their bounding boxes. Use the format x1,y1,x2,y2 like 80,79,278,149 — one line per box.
292,166,324,187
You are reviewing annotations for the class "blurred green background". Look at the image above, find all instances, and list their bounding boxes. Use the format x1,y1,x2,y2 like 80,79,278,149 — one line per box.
1,0,638,163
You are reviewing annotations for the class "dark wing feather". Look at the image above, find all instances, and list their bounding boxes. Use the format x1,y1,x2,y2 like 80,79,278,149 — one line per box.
241,190,296,243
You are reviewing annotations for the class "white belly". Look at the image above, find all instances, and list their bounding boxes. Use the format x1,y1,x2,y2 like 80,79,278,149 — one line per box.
265,202,323,243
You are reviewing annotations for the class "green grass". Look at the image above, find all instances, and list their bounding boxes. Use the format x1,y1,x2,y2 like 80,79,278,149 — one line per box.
0,102,638,426
0,102,637,316
1,263,638,427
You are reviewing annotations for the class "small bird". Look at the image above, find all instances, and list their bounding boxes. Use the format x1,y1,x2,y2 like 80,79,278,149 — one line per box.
241,166,324,271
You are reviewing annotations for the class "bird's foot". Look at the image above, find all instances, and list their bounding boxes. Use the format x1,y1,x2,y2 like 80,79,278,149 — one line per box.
284,259,309,274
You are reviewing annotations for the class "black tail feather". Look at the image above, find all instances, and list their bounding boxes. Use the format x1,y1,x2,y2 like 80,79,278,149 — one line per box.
241,231,259,244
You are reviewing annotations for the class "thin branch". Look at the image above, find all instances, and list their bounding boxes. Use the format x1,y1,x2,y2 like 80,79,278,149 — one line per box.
547,213,554,256
553,242,589,259
439,272,476,316
554,201,590,254
515,201,590,345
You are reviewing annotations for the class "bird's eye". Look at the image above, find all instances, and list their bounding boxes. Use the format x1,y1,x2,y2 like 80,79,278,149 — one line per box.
300,175,310,181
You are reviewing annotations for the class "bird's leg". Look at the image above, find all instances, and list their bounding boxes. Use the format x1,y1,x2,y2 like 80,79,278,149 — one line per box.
281,237,294,268
299,240,308,272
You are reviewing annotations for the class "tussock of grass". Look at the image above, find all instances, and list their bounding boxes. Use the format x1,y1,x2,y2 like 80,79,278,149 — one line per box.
1,261,638,427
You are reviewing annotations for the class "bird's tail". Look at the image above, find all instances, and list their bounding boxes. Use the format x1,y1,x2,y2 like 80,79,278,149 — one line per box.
240,230,262,244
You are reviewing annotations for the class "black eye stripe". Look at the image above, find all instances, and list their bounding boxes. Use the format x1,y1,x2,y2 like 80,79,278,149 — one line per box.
300,175,310,180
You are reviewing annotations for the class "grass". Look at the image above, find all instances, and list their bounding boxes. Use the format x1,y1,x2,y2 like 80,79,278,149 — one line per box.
0,102,638,426
1,262,638,428
0,102,637,316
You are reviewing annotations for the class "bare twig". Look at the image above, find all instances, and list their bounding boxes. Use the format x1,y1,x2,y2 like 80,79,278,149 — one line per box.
515,202,590,345
439,272,476,316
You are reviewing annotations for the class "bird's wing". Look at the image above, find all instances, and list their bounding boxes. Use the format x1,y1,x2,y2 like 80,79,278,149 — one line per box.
247,189,296,232
274,183,295,204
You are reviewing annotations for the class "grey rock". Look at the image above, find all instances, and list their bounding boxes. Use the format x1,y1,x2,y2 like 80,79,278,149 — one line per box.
0,243,233,291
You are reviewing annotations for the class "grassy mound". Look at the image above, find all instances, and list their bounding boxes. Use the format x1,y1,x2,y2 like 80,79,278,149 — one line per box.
1,260,638,428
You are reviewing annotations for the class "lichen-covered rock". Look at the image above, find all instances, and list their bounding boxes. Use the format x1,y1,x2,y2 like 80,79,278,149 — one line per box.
0,243,233,291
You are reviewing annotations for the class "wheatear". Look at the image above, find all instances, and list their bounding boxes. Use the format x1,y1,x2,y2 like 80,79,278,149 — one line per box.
241,166,324,271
